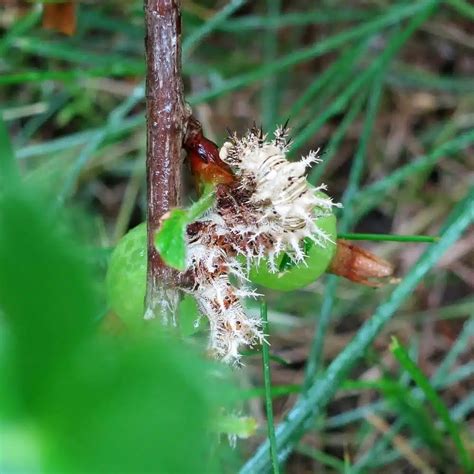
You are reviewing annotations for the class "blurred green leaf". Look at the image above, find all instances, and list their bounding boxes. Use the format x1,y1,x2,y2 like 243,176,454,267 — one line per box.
214,414,258,439
0,184,236,474
0,116,18,184
0,191,99,412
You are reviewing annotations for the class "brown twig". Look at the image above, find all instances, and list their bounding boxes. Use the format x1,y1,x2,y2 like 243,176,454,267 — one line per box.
144,0,189,324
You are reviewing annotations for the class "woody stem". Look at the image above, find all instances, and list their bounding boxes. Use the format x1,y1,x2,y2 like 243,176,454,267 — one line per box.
144,0,188,323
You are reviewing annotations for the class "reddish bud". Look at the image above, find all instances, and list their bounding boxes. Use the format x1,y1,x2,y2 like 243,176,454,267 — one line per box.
328,240,395,287
184,117,235,191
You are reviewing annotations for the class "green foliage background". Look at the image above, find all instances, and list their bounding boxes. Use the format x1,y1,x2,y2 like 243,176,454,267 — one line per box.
1,1,473,473
0,162,236,473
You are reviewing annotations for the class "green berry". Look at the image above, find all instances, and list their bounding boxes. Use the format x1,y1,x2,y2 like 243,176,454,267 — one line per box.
106,223,201,332
248,213,337,292
106,223,147,329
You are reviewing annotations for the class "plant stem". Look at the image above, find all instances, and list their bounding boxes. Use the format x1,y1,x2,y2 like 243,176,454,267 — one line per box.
337,233,439,243
261,300,280,474
144,0,188,324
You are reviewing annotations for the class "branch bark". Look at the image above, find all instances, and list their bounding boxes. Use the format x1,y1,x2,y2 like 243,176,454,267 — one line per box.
144,0,188,324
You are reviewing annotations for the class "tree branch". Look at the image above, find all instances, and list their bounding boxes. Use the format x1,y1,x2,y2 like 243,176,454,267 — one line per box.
144,0,188,324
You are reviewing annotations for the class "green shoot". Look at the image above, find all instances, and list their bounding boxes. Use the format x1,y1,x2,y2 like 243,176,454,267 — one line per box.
260,300,280,474
337,233,439,243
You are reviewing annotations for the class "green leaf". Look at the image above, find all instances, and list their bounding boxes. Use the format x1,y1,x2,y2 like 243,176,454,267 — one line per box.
154,209,189,271
0,183,236,474
155,185,216,271
0,185,101,416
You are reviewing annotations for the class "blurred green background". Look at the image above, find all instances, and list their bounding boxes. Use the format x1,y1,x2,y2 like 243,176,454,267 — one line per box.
1,1,473,472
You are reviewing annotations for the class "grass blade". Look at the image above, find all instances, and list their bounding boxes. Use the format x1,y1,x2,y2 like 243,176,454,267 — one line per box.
12,36,143,69
448,0,474,20
390,337,473,472
262,0,281,131
286,40,370,128
17,114,144,160
183,0,247,60
296,444,346,471
337,233,439,243
432,318,474,385
355,129,474,219
220,9,376,31
0,64,144,85
261,300,280,474
291,0,438,154
190,1,435,105
308,89,367,184
58,84,144,203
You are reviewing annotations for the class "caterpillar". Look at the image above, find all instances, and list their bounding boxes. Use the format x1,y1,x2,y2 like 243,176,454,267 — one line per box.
107,124,340,364
175,125,339,362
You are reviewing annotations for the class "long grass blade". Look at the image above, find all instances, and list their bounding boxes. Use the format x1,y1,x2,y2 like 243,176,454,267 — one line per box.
183,0,247,60
261,300,280,474
337,233,439,243
355,129,474,219
308,90,367,184
262,0,281,131
291,0,438,154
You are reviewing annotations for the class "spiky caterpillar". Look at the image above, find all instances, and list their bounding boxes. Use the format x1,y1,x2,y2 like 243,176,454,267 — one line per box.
175,125,339,362
107,125,339,363
183,219,264,362
107,125,397,361
219,125,339,266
